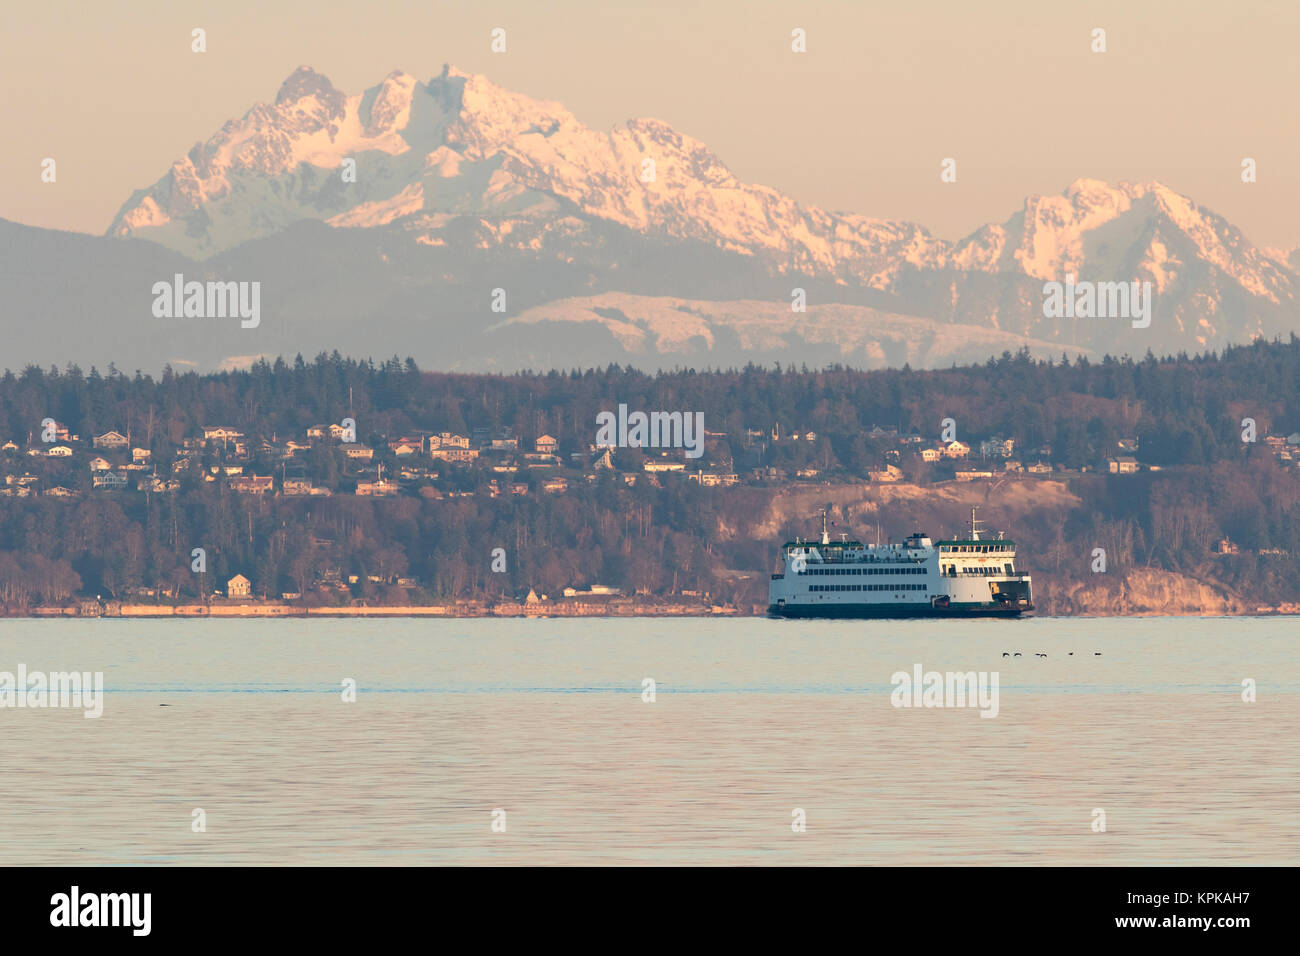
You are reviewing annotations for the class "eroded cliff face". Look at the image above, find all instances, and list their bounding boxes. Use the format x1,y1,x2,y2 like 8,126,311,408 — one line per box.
1036,568,1247,617
755,478,1082,542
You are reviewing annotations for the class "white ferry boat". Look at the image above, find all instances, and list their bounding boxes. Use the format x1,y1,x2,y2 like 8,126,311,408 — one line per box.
768,508,1033,618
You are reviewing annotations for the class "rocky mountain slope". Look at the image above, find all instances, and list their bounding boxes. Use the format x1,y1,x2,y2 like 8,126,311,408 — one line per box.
3,65,1294,373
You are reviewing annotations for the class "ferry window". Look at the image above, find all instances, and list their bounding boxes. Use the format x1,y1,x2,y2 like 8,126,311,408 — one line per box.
1005,563,1012,574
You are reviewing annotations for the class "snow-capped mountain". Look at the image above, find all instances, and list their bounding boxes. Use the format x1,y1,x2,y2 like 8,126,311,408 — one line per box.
109,65,945,282
21,64,1298,372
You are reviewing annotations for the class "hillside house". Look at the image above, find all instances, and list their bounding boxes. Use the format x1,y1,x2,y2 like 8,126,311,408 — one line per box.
229,475,273,494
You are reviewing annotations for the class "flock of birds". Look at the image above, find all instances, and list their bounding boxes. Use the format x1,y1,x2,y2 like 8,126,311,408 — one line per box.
1001,651,1102,658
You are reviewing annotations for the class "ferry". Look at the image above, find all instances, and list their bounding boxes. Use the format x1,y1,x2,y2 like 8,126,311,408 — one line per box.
768,508,1033,618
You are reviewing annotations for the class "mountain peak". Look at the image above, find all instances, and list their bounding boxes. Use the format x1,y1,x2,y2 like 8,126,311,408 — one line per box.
104,66,1294,347
276,65,338,105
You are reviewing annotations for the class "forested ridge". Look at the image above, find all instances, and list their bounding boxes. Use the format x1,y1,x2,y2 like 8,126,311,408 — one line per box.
2,339,1299,611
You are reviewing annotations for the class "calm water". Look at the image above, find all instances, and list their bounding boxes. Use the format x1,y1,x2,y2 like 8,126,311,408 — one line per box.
0,616,1296,865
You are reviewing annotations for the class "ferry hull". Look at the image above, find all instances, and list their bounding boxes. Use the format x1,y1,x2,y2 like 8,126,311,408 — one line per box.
767,602,1033,619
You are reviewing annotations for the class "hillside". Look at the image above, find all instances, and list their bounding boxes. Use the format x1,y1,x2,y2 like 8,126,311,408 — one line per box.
1,341,1299,615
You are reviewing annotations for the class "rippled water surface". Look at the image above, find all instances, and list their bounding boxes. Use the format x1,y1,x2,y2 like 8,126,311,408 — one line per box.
1,616,1296,865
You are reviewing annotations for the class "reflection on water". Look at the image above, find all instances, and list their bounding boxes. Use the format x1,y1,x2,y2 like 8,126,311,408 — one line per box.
0,617,1296,865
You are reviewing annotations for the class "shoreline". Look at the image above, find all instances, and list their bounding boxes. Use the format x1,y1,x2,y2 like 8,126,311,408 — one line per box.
6,601,742,620
3,603,1298,620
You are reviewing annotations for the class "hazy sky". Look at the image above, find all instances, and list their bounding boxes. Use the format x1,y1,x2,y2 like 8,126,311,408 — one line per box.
2,0,1296,247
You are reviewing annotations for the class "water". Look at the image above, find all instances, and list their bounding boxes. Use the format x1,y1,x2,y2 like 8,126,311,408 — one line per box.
0,616,1296,865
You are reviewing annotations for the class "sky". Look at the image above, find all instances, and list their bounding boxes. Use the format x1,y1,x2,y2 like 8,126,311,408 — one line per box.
2,0,1297,248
